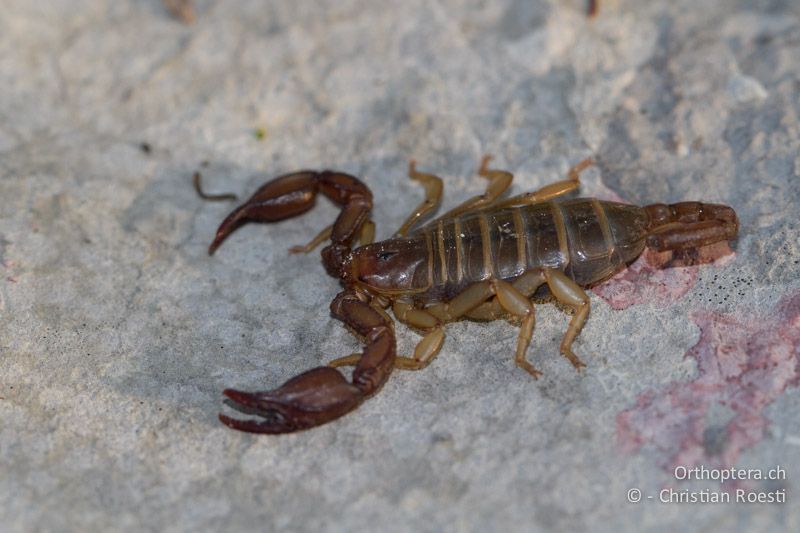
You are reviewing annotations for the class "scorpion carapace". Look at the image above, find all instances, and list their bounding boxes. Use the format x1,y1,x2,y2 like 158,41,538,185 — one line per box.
209,157,738,434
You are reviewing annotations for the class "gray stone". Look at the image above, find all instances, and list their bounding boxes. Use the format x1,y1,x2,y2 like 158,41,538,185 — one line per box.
1,0,798,531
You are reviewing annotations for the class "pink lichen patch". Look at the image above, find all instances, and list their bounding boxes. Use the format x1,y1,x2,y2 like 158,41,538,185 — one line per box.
616,292,800,471
592,242,735,310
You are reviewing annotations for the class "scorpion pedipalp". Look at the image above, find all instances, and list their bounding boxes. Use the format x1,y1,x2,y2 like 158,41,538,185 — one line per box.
219,367,364,434
208,169,372,277
218,290,396,434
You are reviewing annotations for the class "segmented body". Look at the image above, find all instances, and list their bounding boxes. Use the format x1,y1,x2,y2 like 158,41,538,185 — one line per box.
407,199,649,302
209,158,739,434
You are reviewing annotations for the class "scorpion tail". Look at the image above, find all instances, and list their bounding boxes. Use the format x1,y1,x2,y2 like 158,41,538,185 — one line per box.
219,291,396,434
644,202,739,252
208,170,373,260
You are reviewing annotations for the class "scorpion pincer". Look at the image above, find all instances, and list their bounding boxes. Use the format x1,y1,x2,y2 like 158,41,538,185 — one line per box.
208,157,738,434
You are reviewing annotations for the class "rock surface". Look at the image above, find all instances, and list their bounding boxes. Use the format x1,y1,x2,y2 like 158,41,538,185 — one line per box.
1,0,798,531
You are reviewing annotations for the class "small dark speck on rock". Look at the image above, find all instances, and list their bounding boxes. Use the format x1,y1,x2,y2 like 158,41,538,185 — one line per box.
431,432,452,444
703,425,728,456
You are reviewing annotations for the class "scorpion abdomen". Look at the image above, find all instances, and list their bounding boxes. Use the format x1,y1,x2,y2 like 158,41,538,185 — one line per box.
415,199,649,301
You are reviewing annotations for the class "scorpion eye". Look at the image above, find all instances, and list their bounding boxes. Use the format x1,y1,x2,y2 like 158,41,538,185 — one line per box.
377,250,397,262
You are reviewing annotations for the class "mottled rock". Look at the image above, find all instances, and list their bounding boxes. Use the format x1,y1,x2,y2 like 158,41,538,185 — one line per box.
1,1,798,531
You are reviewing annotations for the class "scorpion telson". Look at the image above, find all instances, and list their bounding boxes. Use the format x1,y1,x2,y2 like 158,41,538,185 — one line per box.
209,157,738,434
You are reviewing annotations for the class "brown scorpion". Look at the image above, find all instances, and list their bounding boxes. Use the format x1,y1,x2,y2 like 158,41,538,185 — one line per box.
208,157,738,434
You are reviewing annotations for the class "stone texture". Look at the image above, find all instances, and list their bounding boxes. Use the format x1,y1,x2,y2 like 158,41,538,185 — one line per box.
1,0,798,531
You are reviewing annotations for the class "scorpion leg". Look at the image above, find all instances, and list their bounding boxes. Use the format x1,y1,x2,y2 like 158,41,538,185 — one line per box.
390,302,445,370
362,282,495,367
393,329,445,370
492,158,593,209
333,334,445,371
439,155,513,219
219,290,395,434
466,270,546,321
492,280,542,378
360,219,376,246
425,278,547,377
288,224,333,254
426,281,496,323
415,281,504,362
326,352,365,368
395,161,443,237
543,269,589,370
394,282,496,369
331,302,446,371
289,217,374,254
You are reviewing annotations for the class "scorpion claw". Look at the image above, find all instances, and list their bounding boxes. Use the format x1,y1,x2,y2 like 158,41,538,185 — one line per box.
219,367,366,434
218,413,289,434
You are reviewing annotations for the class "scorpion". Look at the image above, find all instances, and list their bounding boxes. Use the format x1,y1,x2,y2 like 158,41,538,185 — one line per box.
208,157,738,434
